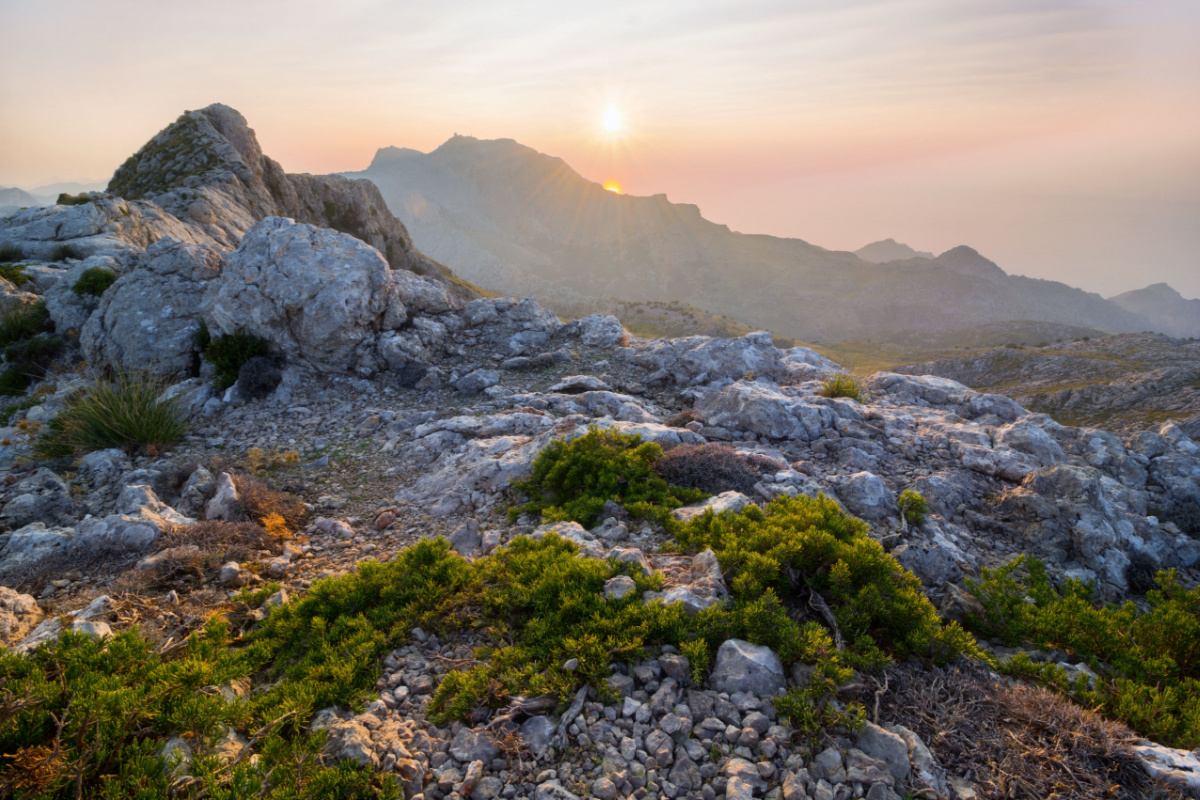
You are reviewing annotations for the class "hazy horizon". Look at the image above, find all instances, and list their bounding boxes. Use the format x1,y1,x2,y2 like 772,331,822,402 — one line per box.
2,0,1197,298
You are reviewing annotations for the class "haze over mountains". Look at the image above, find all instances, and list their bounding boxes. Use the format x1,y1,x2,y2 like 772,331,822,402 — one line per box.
347,136,1199,342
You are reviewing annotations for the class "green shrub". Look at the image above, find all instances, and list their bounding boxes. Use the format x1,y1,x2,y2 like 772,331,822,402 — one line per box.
966,555,1200,748
71,266,117,296
202,328,270,390
49,243,81,262
898,489,927,525
0,262,28,285
0,243,23,263
0,623,399,799
0,300,50,348
820,372,863,401
676,494,978,669
56,192,93,206
34,372,188,457
509,427,706,527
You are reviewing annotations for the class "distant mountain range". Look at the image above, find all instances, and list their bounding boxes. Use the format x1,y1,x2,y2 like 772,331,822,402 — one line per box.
346,136,1193,343
1110,284,1200,339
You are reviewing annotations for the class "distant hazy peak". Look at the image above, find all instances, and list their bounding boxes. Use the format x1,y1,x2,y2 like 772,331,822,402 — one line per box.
0,186,38,207
368,146,426,169
1112,283,1185,304
854,238,934,263
933,245,1008,281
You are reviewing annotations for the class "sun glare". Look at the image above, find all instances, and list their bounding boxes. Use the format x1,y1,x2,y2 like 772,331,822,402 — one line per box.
603,108,623,133
603,181,621,194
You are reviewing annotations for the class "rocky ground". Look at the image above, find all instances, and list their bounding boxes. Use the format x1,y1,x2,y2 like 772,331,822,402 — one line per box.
898,333,1200,437
1,103,1199,799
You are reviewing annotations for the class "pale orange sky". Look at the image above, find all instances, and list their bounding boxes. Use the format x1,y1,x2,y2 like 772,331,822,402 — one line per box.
2,0,1197,296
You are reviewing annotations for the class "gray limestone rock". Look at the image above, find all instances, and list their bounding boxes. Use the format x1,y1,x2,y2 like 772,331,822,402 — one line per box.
832,471,896,520
709,639,786,696
696,380,842,442
856,722,910,784
80,239,222,376
204,217,403,372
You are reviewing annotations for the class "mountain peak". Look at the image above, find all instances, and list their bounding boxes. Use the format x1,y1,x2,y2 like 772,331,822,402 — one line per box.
108,103,268,201
934,245,1007,281
854,239,934,263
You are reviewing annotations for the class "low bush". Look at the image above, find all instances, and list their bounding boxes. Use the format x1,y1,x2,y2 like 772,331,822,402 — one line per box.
0,263,28,285
0,624,397,799
202,328,270,390
56,192,93,206
673,494,980,736
237,354,284,399
966,555,1200,749
49,243,81,262
820,372,863,401
898,489,927,525
509,427,706,527
653,442,760,496
34,372,188,458
0,334,63,397
71,265,117,297
0,243,23,263
231,473,308,529
0,301,50,348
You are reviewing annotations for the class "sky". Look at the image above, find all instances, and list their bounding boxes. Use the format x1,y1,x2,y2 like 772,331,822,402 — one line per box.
1,0,1198,298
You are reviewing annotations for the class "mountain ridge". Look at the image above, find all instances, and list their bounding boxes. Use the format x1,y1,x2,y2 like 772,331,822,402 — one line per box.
346,135,1161,342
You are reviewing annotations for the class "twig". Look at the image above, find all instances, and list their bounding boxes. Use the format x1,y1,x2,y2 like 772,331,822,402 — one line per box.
808,589,844,650
873,672,889,724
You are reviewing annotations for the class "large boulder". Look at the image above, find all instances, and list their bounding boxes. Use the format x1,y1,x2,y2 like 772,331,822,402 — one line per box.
203,217,404,372
81,239,223,375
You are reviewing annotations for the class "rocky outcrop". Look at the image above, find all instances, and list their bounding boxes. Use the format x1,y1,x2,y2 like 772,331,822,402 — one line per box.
107,103,472,294
203,217,408,373
899,332,1200,437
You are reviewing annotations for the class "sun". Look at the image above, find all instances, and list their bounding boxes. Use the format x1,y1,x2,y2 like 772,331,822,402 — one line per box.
603,181,621,194
602,108,623,133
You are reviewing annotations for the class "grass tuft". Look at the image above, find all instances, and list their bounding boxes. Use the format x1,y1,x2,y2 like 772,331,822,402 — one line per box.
0,243,24,263
49,243,82,262
820,372,863,401
0,301,50,349
0,263,28,285
34,372,188,458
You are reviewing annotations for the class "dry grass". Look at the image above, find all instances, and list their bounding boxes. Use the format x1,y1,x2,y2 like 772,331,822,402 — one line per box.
653,442,760,496
230,474,307,529
878,662,1189,800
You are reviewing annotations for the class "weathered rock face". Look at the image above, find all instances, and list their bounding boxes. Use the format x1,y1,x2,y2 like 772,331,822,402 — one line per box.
620,332,836,388
80,239,223,375
203,217,403,373
0,196,205,262
695,380,846,442
106,103,472,295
